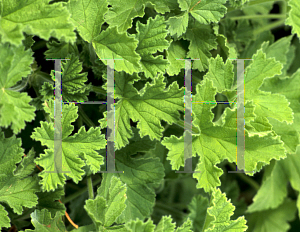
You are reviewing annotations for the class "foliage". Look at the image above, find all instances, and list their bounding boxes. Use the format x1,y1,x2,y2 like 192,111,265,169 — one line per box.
0,0,300,231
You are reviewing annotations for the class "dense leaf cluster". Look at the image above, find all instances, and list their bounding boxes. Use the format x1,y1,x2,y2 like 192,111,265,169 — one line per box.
0,0,300,231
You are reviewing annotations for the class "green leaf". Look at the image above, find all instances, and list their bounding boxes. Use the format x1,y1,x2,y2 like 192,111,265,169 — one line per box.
0,0,76,46
205,188,247,232
286,0,300,39
135,15,170,78
0,132,40,230
99,148,164,222
166,12,189,37
245,49,293,124
85,176,127,230
178,0,227,24
31,99,106,191
44,40,79,60
113,72,184,150
163,78,287,192
50,53,91,102
260,68,300,133
166,40,187,76
93,26,141,74
0,43,35,134
67,0,108,43
247,198,297,232
36,187,66,218
183,21,217,72
203,55,234,93
104,0,177,33
25,209,66,232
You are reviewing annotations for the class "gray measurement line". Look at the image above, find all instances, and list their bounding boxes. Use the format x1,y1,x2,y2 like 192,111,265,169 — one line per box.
47,59,70,174
175,59,200,174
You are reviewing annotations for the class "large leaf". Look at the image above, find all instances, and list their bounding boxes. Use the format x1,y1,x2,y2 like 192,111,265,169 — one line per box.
31,99,106,191
0,0,76,46
0,43,35,134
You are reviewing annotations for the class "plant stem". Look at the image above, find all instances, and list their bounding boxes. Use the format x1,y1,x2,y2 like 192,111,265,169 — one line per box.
63,177,102,203
155,201,187,217
248,0,285,6
78,106,96,128
229,14,285,20
253,19,285,35
227,0,287,13
228,162,260,191
87,175,94,199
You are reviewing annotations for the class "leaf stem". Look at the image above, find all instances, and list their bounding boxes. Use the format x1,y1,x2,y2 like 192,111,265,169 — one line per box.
78,105,96,128
227,0,287,13
190,0,201,12
155,201,187,217
228,14,286,20
228,162,260,191
252,19,285,35
87,175,94,199
91,85,107,96
63,177,102,203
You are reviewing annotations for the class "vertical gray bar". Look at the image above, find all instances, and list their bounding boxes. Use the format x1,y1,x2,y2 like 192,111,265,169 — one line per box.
228,58,253,173
236,60,245,171
52,60,63,173
176,59,200,174
106,59,115,172
46,59,70,174
100,59,123,174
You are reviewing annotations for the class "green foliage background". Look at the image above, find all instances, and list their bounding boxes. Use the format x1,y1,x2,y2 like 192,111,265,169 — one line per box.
0,0,300,231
